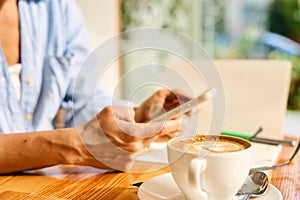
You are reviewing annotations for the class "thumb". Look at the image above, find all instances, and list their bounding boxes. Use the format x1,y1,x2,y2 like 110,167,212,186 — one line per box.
112,106,135,123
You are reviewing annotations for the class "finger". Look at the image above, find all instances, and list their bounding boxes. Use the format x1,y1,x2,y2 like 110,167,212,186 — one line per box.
147,89,190,118
154,130,179,142
149,104,166,119
114,120,180,154
111,106,135,123
172,89,192,102
166,89,192,104
114,113,181,142
136,119,181,139
157,119,181,136
163,89,193,112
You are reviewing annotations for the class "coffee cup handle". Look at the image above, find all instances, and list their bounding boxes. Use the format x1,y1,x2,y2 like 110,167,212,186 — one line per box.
188,158,208,199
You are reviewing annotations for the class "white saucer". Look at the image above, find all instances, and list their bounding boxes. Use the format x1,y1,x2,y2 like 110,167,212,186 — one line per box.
138,173,283,200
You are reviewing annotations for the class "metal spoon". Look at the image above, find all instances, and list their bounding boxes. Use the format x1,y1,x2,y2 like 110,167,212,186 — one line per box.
236,171,269,200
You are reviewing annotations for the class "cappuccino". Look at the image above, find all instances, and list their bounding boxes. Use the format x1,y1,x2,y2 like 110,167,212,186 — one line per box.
167,135,252,200
172,135,250,154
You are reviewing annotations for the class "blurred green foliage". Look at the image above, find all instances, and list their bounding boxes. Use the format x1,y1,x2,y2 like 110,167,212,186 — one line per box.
121,0,190,32
269,0,300,43
269,0,300,110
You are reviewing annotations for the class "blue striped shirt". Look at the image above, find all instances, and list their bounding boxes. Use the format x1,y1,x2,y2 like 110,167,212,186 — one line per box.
0,0,112,133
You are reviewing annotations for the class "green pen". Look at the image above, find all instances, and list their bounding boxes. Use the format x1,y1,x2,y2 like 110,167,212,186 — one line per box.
221,131,254,140
221,127,263,140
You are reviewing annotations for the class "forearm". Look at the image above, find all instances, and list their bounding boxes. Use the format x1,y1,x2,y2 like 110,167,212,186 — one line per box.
0,127,100,174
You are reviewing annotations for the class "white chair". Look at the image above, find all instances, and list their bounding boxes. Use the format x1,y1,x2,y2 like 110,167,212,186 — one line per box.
165,59,292,138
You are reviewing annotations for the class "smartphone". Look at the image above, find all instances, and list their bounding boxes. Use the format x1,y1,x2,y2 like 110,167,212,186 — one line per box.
149,88,216,122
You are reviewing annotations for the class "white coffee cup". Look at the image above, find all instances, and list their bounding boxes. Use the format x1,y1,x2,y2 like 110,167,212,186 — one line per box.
167,134,252,200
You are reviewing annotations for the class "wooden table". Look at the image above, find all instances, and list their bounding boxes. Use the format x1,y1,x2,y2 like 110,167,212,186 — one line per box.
0,137,299,200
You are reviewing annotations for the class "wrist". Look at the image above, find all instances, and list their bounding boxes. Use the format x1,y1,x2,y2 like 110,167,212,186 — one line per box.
60,126,93,166
67,122,110,168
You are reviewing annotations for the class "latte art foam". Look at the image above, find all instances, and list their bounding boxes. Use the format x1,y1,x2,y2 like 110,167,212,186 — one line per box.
187,141,245,153
172,135,249,154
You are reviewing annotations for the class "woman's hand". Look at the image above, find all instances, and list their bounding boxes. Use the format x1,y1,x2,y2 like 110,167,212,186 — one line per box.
134,89,191,123
76,89,191,171
76,105,181,171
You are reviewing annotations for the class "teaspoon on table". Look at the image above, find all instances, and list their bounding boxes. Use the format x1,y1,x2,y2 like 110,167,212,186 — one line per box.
236,171,269,200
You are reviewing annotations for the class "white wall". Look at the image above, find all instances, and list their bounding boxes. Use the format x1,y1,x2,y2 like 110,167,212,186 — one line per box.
77,0,121,98
77,0,120,47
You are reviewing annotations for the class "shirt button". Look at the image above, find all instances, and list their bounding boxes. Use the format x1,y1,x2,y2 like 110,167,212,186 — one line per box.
0,76,6,85
26,77,34,85
25,114,33,121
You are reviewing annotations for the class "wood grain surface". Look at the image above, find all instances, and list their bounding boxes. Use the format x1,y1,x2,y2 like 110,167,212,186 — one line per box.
269,136,300,200
0,136,299,200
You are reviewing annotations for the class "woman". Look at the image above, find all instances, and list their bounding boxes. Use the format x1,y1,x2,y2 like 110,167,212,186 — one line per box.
0,0,187,174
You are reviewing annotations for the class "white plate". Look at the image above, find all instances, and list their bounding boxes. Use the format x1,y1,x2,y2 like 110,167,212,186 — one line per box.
138,173,283,200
